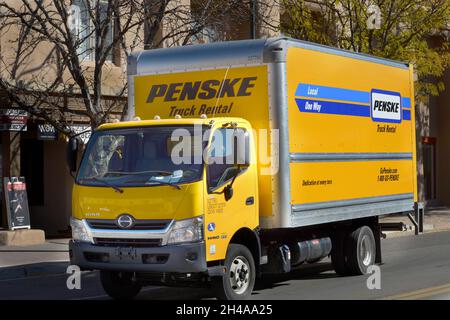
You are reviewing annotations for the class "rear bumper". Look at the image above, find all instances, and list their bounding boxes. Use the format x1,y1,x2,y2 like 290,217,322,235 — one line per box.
69,240,207,273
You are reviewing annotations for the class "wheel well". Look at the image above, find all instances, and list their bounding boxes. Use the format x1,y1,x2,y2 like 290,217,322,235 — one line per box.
229,228,260,271
332,216,381,264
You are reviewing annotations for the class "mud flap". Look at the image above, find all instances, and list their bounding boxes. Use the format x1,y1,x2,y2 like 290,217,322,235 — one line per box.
261,244,291,274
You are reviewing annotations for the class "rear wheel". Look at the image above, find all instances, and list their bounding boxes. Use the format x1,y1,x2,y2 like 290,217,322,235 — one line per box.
346,226,376,275
331,231,350,276
100,271,142,300
212,244,256,300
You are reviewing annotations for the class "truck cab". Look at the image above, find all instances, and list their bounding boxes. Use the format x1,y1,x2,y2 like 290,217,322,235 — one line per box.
69,117,260,299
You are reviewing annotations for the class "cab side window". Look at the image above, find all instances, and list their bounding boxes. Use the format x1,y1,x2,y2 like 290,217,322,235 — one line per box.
207,128,249,192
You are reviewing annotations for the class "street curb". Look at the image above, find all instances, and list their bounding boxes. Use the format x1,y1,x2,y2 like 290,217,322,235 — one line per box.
0,261,69,281
383,226,450,238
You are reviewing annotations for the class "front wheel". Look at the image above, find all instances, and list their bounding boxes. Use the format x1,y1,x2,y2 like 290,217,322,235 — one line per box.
212,244,256,300
100,271,142,300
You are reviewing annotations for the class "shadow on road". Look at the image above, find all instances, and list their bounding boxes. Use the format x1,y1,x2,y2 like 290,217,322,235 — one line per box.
0,261,69,281
254,262,338,291
136,261,339,300
137,286,215,300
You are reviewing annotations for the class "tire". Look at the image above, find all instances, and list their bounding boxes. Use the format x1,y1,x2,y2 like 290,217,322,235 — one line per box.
331,231,350,276
100,271,142,300
346,226,376,275
212,244,256,300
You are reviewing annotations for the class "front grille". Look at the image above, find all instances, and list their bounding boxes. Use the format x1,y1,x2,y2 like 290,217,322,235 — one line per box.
87,219,171,230
94,238,162,247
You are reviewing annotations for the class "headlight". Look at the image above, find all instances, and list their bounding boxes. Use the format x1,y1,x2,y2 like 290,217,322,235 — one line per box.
70,217,92,243
167,216,203,244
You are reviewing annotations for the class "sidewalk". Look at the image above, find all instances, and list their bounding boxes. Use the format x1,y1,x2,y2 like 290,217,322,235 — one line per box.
0,238,70,280
380,206,450,237
1,207,450,281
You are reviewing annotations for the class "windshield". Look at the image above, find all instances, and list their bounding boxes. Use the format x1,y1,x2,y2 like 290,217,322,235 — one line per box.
77,125,208,188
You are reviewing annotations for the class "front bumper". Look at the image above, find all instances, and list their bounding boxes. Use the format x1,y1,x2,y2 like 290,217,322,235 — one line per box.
69,240,207,273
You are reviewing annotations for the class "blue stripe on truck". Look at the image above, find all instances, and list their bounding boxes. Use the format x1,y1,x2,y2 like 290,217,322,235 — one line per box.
295,83,411,121
402,97,411,108
295,83,412,108
295,83,370,104
403,109,411,120
295,98,412,121
295,99,370,117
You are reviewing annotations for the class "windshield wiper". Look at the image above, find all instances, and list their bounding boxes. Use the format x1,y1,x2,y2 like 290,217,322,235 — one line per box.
146,180,181,190
125,178,181,190
87,177,124,193
105,170,173,176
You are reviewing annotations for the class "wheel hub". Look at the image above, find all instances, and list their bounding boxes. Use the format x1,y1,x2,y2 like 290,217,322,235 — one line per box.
229,256,250,295
360,235,373,266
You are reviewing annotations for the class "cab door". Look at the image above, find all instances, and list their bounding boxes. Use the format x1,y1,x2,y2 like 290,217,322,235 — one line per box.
204,125,258,262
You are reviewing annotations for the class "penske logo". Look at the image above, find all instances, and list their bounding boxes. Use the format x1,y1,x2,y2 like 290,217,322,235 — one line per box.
371,89,402,123
146,77,257,104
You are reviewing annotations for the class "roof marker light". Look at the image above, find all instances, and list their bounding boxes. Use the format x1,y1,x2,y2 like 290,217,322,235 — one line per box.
175,115,182,119
154,115,161,120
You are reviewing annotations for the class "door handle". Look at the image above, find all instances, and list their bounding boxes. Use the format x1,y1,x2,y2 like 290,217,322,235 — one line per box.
246,196,254,206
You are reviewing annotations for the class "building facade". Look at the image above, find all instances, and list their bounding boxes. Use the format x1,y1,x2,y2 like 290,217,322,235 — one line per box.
0,0,132,235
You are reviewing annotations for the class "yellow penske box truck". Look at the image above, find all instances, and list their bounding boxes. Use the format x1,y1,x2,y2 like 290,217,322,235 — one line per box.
68,37,418,300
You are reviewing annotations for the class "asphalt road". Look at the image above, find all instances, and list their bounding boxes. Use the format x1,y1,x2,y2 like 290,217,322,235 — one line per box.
1,231,450,300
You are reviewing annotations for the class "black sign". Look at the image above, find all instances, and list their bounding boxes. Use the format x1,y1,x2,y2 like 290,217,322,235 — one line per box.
3,177,31,230
0,109,28,131
37,123,58,140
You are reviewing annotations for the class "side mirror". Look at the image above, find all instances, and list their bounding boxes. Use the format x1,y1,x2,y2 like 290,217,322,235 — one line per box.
224,185,233,201
67,137,79,173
